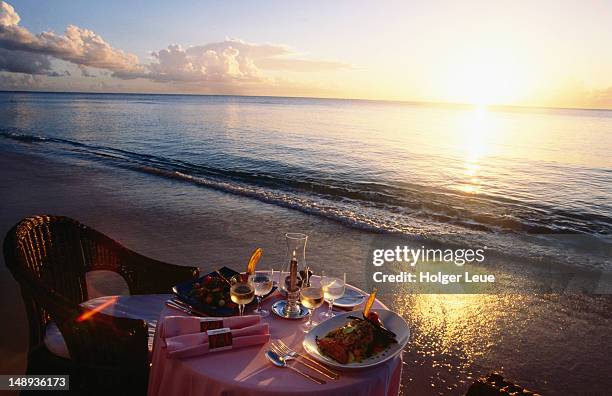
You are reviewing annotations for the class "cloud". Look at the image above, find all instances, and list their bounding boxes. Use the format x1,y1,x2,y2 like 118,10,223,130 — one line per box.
115,42,262,83
256,57,350,72
0,1,349,90
0,1,142,74
114,39,349,84
589,86,612,108
0,0,18,26
0,48,61,75
541,80,612,110
190,39,350,72
78,64,95,77
0,72,41,89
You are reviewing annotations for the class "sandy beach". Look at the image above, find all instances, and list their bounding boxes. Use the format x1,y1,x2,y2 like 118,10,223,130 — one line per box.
1,148,610,395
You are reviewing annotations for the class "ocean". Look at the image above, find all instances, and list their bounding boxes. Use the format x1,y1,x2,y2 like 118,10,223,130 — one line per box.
1,91,610,271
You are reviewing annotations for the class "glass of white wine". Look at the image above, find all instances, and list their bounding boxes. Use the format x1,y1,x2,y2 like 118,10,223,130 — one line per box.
299,285,324,332
319,272,346,320
248,269,274,317
230,277,255,316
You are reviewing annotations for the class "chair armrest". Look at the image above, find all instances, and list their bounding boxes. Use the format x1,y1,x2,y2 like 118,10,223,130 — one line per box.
79,226,200,295
125,250,200,294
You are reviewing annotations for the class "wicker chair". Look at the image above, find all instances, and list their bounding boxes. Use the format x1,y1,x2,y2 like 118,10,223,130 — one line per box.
3,215,199,394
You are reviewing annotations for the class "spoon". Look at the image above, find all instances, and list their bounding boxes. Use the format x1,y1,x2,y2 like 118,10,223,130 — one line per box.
265,350,326,384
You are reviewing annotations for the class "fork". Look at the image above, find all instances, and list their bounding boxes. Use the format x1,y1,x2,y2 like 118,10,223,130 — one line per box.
170,297,207,316
265,350,325,384
269,342,338,380
165,300,194,315
276,340,340,379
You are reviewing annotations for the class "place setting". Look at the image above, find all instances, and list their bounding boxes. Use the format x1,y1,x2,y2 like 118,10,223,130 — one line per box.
148,232,410,395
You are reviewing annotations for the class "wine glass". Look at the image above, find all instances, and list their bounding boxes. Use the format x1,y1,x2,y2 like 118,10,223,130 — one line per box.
299,285,324,332
319,272,346,320
230,277,255,316
248,269,274,317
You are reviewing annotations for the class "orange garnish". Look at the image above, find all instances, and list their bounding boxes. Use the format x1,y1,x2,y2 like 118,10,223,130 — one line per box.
363,288,377,319
246,248,263,275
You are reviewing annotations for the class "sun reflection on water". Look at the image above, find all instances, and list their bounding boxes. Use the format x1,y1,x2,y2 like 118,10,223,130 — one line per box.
386,286,533,394
456,106,492,194
393,293,503,362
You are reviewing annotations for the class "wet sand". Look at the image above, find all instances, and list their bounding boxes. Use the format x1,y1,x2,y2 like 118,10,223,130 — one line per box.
0,149,610,395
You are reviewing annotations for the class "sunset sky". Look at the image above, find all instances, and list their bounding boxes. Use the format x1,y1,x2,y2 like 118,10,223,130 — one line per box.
1,0,611,109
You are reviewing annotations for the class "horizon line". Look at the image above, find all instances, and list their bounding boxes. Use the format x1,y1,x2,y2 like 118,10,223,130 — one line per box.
1,89,610,113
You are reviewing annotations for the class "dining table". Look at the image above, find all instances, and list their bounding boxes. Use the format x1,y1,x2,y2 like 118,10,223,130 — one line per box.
146,276,403,396
55,280,403,395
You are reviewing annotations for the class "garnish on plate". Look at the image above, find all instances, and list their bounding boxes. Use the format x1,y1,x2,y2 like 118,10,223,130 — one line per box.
315,288,397,364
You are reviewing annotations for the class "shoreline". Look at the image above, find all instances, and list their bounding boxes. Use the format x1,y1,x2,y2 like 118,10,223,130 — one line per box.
2,128,608,273
1,148,611,394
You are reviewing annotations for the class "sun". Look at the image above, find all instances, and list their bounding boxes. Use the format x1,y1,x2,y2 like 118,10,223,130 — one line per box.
441,48,532,106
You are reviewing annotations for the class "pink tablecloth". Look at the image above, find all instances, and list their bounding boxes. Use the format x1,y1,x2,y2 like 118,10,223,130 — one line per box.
148,281,402,396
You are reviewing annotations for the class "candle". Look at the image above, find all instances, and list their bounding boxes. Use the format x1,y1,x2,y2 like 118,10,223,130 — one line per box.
289,250,298,292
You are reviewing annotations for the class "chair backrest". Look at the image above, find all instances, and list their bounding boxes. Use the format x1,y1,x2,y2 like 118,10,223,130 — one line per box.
4,216,91,348
6,216,90,302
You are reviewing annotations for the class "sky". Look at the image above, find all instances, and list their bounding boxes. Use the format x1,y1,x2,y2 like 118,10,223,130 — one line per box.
1,0,611,109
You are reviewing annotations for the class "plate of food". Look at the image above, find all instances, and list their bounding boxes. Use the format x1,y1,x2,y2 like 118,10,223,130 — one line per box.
303,291,409,369
173,252,276,316
173,266,238,317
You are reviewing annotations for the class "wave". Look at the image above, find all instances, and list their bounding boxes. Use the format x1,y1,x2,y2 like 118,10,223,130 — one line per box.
1,129,611,240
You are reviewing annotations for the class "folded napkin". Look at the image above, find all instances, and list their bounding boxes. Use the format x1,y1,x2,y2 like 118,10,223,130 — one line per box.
165,323,270,359
159,315,261,339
